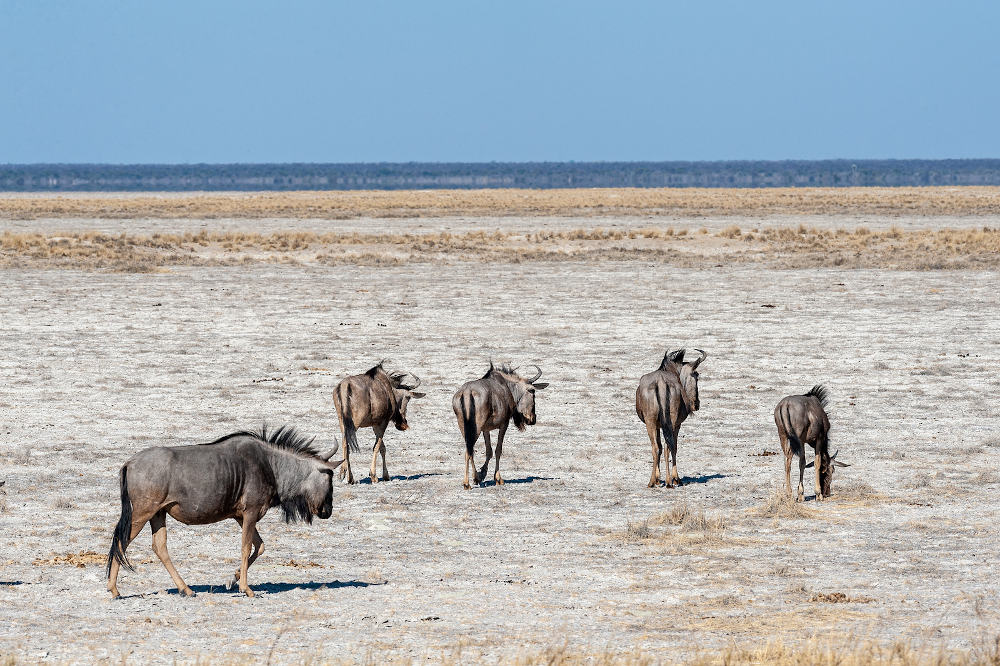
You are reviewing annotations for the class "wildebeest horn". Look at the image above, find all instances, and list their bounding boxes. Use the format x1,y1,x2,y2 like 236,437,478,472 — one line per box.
690,349,708,369
831,449,851,467
408,373,422,390
524,364,543,383
321,439,340,461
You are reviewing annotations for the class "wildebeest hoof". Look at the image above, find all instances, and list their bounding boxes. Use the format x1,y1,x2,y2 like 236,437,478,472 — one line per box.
370,475,379,484
181,587,196,597
463,482,471,490
241,587,255,598
495,477,504,486
226,576,237,591
673,478,684,487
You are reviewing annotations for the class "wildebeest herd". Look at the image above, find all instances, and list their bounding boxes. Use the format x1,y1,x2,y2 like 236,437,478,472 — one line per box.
105,350,850,599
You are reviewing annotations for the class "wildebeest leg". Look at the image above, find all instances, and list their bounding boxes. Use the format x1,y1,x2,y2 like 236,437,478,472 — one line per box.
669,423,683,486
237,516,258,597
379,440,389,482
814,440,825,501
370,424,387,483
463,432,478,490
479,431,493,483
340,434,356,485
150,511,195,597
797,449,806,503
228,518,264,590
107,511,155,599
778,427,792,495
645,420,661,488
493,424,507,485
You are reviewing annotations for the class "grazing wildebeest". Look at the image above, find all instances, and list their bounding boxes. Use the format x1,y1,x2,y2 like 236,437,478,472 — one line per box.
333,361,425,484
452,362,548,489
106,425,341,599
774,385,850,502
635,348,707,488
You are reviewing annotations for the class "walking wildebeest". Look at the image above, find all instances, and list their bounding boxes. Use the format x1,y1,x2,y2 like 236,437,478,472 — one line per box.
106,425,341,599
774,385,850,502
635,348,707,488
333,361,425,484
452,362,548,489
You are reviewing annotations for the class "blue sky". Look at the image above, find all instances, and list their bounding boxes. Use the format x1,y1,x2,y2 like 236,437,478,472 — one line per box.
2,1,998,163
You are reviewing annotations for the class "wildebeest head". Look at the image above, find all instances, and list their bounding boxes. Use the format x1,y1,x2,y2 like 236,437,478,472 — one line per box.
389,372,425,431
506,365,549,430
807,449,850,497
667,349,707,413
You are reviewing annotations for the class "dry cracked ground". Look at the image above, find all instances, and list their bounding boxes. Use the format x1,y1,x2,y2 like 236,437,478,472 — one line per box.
1,200,999,664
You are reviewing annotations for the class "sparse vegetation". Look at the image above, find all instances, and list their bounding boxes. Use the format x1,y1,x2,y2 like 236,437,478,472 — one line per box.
753,486,817,519
4,224,1000,270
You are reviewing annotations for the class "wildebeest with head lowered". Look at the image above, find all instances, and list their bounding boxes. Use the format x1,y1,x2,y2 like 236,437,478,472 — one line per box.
106,425,341,599
452,362,548,489
333,361,425,484
635,348,707,488
774,385,850,502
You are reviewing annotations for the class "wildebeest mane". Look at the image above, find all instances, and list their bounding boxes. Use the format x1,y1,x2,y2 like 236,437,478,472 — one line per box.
806,384,829,408
365,359,390,378
486,362,518,378
660,349,685,369
203,424,322,459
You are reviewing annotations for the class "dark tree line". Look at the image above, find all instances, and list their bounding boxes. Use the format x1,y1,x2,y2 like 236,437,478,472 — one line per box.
2,160,1000,191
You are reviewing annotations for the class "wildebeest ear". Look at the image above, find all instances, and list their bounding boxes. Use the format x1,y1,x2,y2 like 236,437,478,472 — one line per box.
410,391,426,399
804,460,815,468
531,382,549,390
666,349,685,363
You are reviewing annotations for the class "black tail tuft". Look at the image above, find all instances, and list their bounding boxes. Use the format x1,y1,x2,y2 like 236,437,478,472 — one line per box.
461,394,478,457
807,384,829,408
106,465,135,577
341,384,359,453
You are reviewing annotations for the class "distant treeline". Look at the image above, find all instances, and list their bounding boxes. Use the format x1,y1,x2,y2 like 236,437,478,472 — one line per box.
2,160,1000,191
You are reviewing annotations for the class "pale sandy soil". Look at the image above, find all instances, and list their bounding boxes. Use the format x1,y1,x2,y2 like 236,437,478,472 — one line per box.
1,212,999,663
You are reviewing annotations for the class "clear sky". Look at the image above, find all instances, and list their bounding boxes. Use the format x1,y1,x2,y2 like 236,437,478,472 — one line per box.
2,1,998,163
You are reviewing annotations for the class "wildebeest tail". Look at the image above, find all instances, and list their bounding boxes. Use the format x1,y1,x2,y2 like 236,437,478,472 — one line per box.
807,384,829,408
339,383,359,453
106,465,135,576
460,394,478,457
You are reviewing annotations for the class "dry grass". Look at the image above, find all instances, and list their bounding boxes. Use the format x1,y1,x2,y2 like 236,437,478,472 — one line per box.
650,501,727,532
4,225,1000,271
3,187,1000,220
753,486,818,519
32,551,105,568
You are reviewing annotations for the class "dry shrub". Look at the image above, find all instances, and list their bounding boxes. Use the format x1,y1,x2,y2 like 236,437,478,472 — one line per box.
809,591,875,603
696,636,1000,666
753,486,817,519
834,480,883,502
651,502,726,532
717,224,742,238
622,518,652,542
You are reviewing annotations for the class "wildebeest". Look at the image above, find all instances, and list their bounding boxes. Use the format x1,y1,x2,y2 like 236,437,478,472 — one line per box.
452,362,548,489
106,425,341,599
635,348,707,488
333,361,425,484
774,385,850,502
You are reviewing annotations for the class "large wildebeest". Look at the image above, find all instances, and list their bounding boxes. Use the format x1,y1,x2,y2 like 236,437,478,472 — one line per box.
452,362,548,489
635,348,707,488
774,385,850,502
106,425,341,599
332,361,425,484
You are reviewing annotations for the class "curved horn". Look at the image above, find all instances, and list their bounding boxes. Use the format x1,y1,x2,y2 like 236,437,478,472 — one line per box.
524,364,543,384
690,349,708,369
321,438,340,461
406,373,422,391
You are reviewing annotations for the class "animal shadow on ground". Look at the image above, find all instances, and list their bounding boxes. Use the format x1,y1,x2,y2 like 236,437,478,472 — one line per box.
480,475,554,487
678,473,727,485
0,581,24,587
134,580,375,599
356,472,444,484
